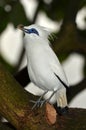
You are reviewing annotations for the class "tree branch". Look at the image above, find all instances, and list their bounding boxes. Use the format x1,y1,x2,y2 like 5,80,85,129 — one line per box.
0,62,86,130
0,122,15,130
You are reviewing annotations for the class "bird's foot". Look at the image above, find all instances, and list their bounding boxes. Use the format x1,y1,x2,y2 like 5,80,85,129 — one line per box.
30,91,48,109
30,99,46,109
56,106,68,115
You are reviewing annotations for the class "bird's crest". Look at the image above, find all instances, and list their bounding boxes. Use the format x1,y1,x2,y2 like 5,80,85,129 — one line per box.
48,32,57,42
38,25,57,42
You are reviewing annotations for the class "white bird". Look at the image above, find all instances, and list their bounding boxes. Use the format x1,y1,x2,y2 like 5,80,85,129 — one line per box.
18,24,69,114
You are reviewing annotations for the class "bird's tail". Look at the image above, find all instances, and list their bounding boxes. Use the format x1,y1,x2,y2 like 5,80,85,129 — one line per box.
56,87,68,108
55,87,68,115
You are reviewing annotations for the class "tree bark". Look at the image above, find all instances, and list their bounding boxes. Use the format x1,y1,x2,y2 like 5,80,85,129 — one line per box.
0,122,15,130
0,62,86,130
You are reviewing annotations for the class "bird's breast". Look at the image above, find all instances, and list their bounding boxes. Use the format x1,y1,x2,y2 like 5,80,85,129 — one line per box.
27,53,61,91
25,42,66,90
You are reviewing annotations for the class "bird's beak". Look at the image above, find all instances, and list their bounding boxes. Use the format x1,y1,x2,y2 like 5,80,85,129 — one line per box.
17,24,24,31
17,24,26,36
17,24,29,34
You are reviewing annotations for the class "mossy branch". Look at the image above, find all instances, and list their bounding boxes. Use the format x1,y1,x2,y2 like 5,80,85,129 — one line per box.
0,62,86,130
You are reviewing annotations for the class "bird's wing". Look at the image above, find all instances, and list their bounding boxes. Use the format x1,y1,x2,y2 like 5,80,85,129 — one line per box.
46,45,69,88
50,62,69,88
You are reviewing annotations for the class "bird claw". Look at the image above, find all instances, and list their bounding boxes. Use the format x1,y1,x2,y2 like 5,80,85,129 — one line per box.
30,99,46,109
56,106,69,115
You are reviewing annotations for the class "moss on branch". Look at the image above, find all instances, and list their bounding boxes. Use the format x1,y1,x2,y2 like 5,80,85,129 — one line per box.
0,62,86,130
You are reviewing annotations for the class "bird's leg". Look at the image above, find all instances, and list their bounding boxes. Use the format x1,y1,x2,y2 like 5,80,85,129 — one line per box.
39,90,57,107
30,90,48,109
46,90,57,103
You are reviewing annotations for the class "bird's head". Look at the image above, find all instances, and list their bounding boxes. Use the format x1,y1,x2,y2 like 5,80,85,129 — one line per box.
17,24,51,40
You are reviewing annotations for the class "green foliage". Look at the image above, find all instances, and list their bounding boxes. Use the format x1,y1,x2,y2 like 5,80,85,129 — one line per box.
8,1,29,27
84,59,86,76
0,7,9,33
0,0,29,33
0,0,86,73
57,53,69,62
0,0,86,33
0,56,14,73
79,0,86,8
43,0,69,21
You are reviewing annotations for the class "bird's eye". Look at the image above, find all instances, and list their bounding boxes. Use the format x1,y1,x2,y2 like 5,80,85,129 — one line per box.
30,28,39,35
31,29,34,32
23,27,39,35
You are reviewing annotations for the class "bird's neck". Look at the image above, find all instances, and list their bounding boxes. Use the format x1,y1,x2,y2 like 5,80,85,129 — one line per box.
24,38,49,61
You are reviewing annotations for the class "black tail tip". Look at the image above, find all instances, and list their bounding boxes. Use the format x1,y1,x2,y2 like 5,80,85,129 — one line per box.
56,106,69,115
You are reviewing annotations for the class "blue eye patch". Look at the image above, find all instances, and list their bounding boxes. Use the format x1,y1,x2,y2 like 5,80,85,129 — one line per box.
23,28,39,36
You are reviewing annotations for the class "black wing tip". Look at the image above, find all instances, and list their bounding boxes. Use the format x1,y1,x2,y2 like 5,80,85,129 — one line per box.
54,73,69,89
